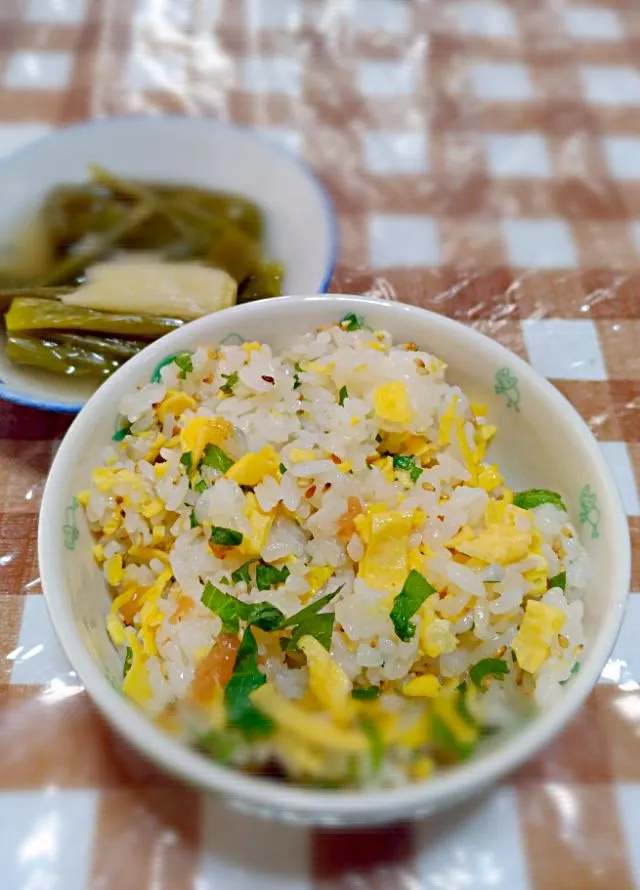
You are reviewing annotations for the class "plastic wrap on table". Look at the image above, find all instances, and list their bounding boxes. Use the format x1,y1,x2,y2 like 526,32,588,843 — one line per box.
0,1,638,889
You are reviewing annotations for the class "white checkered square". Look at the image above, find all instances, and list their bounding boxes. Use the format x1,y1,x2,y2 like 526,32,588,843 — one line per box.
24,0,86,22
0,790,98,890
503,218,577,269
242,56,301,95
357,60,418,97
521,319,607,381
601,595,640,685
616,785,640,887
563,7,622,40
452,2,518,38
415,787,529,889
469,61,534,101
353,0,411,32
369,214,440,266
3,51,72,90
246,0,302,30
603,137,640,180
10,595,72,685
582,66,640,106
362,131,428,174
484,133,551,178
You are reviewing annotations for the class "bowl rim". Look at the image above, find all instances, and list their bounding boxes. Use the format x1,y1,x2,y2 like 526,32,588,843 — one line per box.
0,115,338,415
38,294,631,822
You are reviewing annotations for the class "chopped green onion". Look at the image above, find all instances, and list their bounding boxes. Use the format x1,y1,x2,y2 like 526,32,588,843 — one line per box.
360,718,384,774
469,658,509,689
220,370,239,395
513,489,567,512
174,352,193,379
256,563,290,591
224,627,274,738
279,585,342,652
123,646,133,677
180,451,192,472
112,422,131,442
340,312,364,332
201,443,235,473
279,462,287,474
392,454,423,483
243,602,285,631
231,560,256,585
280,586,342,629
197,729,235,764
352,686,381,701
201,581,241,633
548,570,567,591
338,385,348,406
390,570,436,642
190,510,199,529
193,479,207,494
210,526,243,547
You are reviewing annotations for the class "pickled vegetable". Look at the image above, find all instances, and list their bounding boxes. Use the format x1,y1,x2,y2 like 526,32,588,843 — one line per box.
6,335,134,378
5,297,182,339
238,262,285,303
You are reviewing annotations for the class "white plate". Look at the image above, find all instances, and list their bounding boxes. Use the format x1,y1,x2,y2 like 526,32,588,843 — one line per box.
0,117,337,413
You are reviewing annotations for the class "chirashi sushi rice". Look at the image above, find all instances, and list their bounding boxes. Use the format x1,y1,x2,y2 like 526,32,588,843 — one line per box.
80,312,588,788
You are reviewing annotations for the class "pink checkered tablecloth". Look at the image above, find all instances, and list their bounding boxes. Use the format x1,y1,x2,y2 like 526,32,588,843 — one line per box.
1,0,640,887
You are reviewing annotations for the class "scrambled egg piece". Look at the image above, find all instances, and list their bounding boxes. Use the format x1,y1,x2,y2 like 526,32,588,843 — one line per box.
306,566,333,597
122,634,151,706
356,509,413,594
403,674,441,698
477,465,503,492
456,504,533,565
420,612,458,658
237,492,274,557
289,448,316,463
225,445,279,486
512,599,566,673
371,456,395,484
106,613,126,646
298,635,352,721
92,467,146,494
251,684,367,752
180,416,233,466
374,382,412,425
138,601,164,656
157,390,196,422
438,394,459,446
105,553,124,586
432,691,479,748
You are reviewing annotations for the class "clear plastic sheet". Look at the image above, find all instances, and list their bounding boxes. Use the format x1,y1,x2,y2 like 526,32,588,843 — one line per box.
1,0,638,887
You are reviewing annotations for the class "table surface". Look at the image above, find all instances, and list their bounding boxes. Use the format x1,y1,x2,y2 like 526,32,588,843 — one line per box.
1,0,640,887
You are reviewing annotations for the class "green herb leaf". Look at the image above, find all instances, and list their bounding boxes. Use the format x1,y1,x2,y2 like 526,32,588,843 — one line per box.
340,312,364,332
431,711,475,761
193,479,207,494
201,581,241,633
201,443,235,473
469,658,509,689
338,385,348,406
231,560,256,585
174,352,193,379
224,627,274,738
220,371,239,395
112,422,131,442
190,509,199,529
513,489,567,512
390,570,436,642
256,563,290,591
392,454,423,483
548,570,567,591
243,602,285,631
211,526,243,547
352,686,381,701
197,729,235,764
361,718,384,774
284,611,335,652
280,586,342,629
123,646,133,677
180,451,192,472
279,462,287,474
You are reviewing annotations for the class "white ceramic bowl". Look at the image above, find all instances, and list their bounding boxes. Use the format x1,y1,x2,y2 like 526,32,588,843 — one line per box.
0,117,336,413
39,295,630,826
